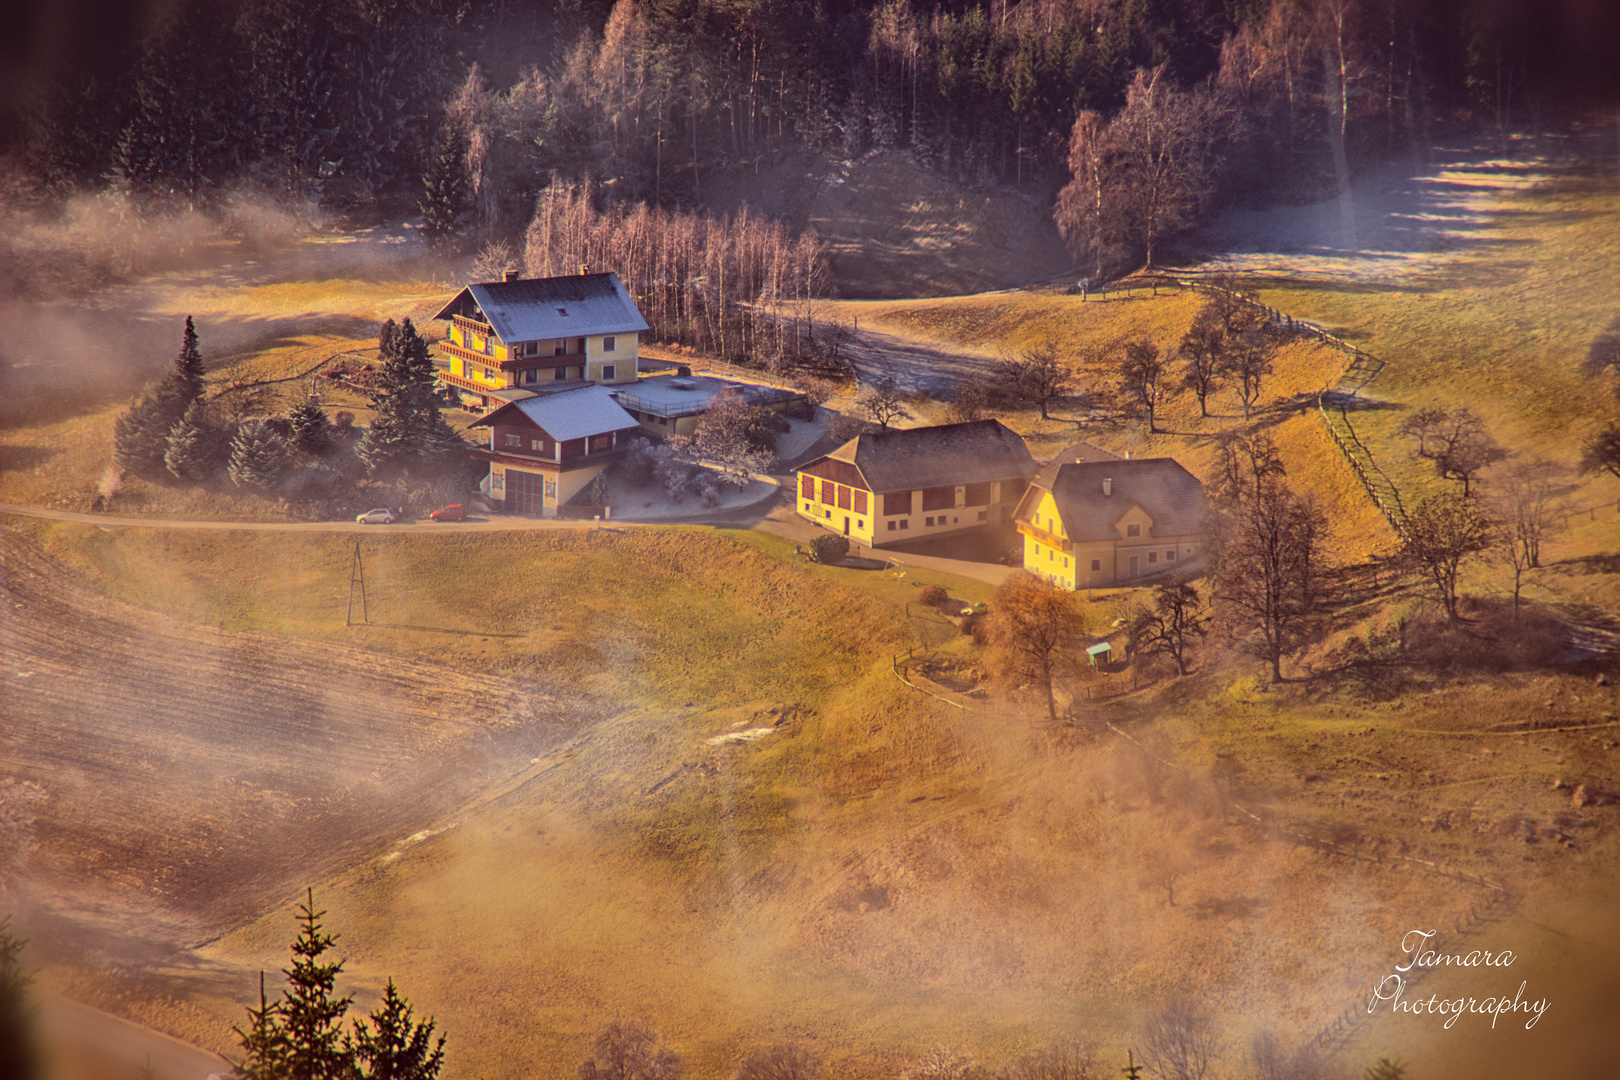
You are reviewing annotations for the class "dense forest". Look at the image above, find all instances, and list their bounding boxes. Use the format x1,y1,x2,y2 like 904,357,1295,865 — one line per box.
4,0,1617,272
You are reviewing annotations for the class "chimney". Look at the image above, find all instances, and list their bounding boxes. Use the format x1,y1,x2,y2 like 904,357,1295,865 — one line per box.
1125,450,1132,460
579,263,591,275
503,269,520,282
1103,478,1113,496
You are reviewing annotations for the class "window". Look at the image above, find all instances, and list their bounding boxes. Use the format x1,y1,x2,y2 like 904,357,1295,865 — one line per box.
977,510,988,522
554,367,566,380
837,486,851,510
589,434,613,453
554,342,566,356
899,520,909,530
1126,523,1141,537
925,516,934,527
522,369,537,384
531,438,544,451
963,482,991,505
921,486,954,511
853,490,868,515
504,434,522,448
603,336,616,351
1063,557,1069,569
857,520,864,529
491,473,504,489
1167,550,1176,561
801,475,816,499
821,479,836,504
544,479,556,498
556,307,568,316
883,491,911,516
1148,551,1158,564
887,521,896,531
602,365,615,381
1091,559,1101,572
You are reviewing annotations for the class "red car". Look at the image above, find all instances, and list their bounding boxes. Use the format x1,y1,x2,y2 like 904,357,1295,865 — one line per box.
429,504,468,522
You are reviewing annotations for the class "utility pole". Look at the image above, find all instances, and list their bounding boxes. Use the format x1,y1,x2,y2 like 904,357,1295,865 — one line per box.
1121,1050,1142,1080
346,539,368,626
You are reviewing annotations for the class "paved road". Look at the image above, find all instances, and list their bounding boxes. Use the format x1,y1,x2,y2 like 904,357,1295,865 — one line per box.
40,995,231,1080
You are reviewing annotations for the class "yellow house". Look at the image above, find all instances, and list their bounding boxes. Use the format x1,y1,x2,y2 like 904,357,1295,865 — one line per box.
1013,454,1206,590
432,271,648,412
794,420,1036,548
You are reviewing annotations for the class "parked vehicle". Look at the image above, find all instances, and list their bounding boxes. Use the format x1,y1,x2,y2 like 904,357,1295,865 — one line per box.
430,504,467,522
355,508,396,524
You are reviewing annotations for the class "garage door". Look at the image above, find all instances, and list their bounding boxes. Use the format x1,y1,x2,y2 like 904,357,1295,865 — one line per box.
505,469,546,516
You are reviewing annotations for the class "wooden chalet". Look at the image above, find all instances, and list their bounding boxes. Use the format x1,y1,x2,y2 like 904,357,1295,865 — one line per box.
794,420,1036,548
468,385,641,516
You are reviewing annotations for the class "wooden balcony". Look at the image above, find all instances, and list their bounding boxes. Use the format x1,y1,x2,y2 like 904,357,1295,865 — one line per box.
451,314,493,337
440,371,505,394
1016,521,1071,551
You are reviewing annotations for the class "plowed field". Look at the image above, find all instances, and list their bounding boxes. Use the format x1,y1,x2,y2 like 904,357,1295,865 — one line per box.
0,526,599,957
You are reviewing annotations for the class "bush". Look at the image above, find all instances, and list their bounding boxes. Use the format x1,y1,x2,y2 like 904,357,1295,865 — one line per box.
919,584,950,608
810,534,849,564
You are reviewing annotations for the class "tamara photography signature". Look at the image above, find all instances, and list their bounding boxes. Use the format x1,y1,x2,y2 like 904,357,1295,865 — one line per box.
1367,930,1549,1030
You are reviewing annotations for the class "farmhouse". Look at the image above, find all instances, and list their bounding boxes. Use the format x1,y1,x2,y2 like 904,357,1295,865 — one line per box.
1014,456,1206,590
795,420,1036,548
468,384,641,516
432,271,648,412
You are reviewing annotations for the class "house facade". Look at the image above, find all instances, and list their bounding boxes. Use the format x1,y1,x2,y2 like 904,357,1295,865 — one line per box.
468,385,642,517
794,420,1037,548
432,271,649,413
1013,457,1206,590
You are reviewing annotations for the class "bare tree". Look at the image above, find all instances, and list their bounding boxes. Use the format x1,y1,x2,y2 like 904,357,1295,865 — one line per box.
946,381,987,423
1222,327,1276,423
1207,434,1327,683
1177,313,1225,418
854,376,910,431
1581,422,1620,481
1402,492,1494,622
906,1046,979,1080
1585,317,1620,395
1114,337,1170,433
733,1045,820,1080
1054,110,1112,279
1139,995,1219,1080
1488,458,1570,571
1250,1030,1326,1080
984,571,1088,726
999,344,1076,421
577,1019,682,1080
1006,1040,1100,1080
1399,406,1508,496
1103,67,1228,269
1129,582,1208,676
690,390,772,485
1203,275,1264,334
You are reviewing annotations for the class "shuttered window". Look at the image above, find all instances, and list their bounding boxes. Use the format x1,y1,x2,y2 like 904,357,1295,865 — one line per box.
801,475,815,499
820,479,836,503
883,491,911,516
837,485,852,510
853,490,868,514
922,486,955,511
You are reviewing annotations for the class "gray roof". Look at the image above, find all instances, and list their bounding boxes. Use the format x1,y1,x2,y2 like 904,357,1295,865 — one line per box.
433,272,649,343
615,374,802,418
1041,459,1206,542
1034,440,1124,487
822,420,1036,492
472,384,640,442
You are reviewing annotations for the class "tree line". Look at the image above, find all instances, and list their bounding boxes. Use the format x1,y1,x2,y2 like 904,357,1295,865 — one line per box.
110,317,476,517
521,180,835,371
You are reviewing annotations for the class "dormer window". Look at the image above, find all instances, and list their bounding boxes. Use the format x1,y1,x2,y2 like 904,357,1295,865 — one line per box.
1126,524,1141,537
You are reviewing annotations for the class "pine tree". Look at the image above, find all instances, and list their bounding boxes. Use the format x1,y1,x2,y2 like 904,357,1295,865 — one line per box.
352,979,446,1080
165,401,227,482
420,125,469,252
288,399,334,457
228,419,289,491
359,318,461,479
278,891,354,1080
174,315,206,402
233,972,288,1080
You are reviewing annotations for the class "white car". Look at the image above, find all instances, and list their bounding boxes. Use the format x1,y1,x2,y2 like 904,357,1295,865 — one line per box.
355,508,396,524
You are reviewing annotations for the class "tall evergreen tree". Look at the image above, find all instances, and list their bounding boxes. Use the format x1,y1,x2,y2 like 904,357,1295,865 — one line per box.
165,401,225,482
278,891,354,1080
420,125,470,252
228,419,289,491
359,318,463,479
352,979,446,1080
288,399,334,457
175,315,206,401
233,972,288,1080
113,316,211,478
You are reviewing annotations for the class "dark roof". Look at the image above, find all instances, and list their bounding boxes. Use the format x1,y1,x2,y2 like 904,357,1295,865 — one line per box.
1034,440,1124,488
1040,458,1206,542
802,420,1035,493
432,273,649,342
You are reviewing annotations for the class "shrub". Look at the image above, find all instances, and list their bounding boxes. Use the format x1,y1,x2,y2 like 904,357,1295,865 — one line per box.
919,584,950,608
810,534,849,564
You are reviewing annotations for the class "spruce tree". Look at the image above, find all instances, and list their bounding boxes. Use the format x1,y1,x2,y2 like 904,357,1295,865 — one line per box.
352,979,446,1080
359,318,458,479
165,402,226,482
174,315,206,402
278,891,354,1080
228,419,289,491
113,317,210,478
233,972,288,1080
288,399,334,457
420,125,469,252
